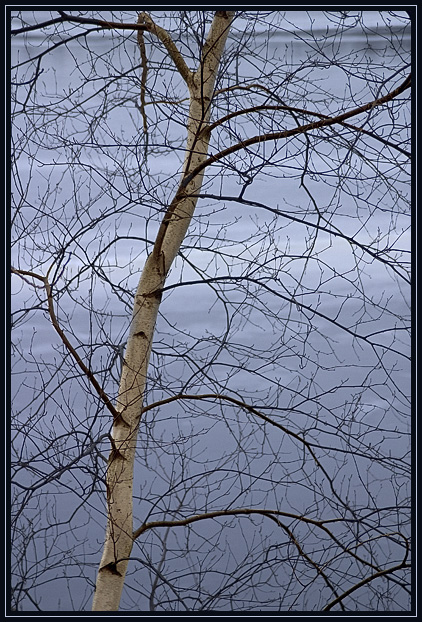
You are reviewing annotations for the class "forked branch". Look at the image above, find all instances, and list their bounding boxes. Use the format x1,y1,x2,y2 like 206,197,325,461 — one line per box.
182,73,411,189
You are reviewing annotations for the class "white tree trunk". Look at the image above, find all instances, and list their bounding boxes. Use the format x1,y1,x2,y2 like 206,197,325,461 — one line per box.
92,11,234,611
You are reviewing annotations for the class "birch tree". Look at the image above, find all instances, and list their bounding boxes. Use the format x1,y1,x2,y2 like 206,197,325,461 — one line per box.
11,11,411,612
89,11,235,611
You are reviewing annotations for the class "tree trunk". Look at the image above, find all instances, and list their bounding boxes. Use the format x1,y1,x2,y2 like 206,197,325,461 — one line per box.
92,11,234,611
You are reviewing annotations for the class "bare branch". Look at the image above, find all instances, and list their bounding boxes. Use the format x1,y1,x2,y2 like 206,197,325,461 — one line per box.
183,73,411,187
11,11,151,35
11,266,119,420
137,12,193,86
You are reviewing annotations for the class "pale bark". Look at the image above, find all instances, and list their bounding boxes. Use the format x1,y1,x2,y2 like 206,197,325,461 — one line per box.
92,11,234,611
